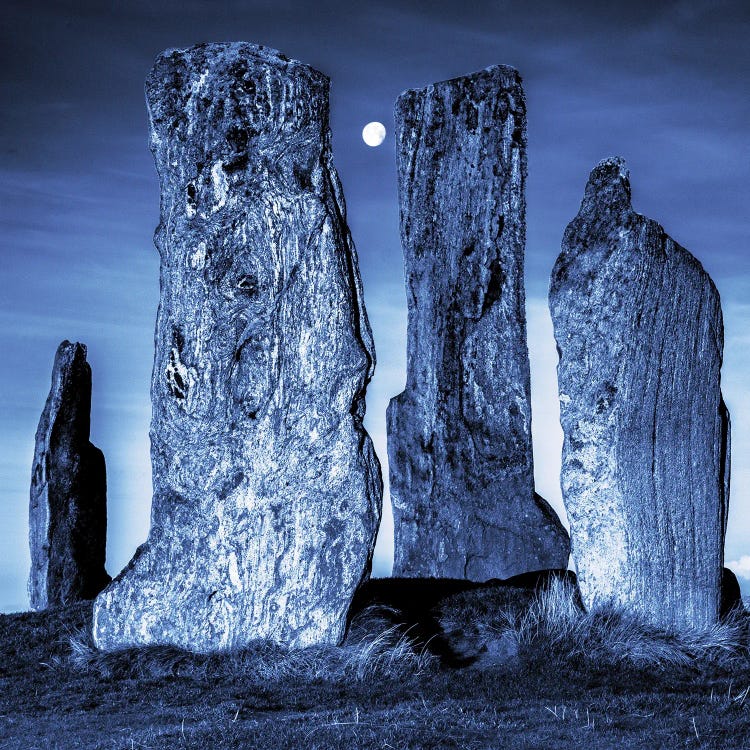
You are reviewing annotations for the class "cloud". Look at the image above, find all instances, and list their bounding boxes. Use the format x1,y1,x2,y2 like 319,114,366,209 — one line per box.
727,556,750,581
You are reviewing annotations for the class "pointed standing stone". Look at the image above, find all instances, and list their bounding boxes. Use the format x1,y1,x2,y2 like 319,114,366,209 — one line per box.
92,43,381,651
387,66,569,580
549,157,729,630
29,341,110,610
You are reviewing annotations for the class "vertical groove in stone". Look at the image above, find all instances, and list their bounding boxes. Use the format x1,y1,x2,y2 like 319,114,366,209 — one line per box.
387,66,569,581
29,340,109,610
549,157,728,630
92,43,381,651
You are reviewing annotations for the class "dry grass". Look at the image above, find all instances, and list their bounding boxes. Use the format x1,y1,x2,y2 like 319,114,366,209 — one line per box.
64,605,436,683
62,580,749,682
2,591,750,749
505,577,750,671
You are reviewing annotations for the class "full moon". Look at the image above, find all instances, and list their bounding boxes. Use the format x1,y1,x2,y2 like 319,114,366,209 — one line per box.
362,121,386,147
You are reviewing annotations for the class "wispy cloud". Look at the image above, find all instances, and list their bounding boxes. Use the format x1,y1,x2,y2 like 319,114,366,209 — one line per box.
727,556,750,581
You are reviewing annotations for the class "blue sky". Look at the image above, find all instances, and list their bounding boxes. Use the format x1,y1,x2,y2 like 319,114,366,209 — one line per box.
1,0,748,611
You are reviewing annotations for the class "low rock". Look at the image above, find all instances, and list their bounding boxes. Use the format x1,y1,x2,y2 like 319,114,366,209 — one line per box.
721,567,744,618
349,570,573,667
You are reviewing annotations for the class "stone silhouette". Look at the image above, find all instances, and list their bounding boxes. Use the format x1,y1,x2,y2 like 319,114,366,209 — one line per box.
387,66,569,580
549,157,730,631
720,567,744,618
93,43,381,651
29,341,109,610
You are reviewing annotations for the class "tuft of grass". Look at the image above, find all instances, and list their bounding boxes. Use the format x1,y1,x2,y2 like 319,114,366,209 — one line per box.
506,577,749,671
64,604,436,683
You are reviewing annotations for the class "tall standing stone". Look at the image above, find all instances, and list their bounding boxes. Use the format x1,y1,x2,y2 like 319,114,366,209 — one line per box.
29,341,109,610
387,66,569,581
92,43,381,651
549,157,729,630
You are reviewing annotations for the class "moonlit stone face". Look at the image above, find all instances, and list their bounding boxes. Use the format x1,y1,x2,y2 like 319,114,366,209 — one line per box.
92,42,382,653
387,65,570,581
550,157,729,631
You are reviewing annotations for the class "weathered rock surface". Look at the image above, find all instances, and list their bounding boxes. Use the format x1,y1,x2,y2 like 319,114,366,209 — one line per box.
387,66,569,580
92,43,381,651
29,341,109,610
549,157,730,631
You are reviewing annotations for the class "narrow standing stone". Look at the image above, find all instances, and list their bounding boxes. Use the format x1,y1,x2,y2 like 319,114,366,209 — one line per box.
387,66,569,580
549,157,729,630
92,43,381,651
29,341,109,610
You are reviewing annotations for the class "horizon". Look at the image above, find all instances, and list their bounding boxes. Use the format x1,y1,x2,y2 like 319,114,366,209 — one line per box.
1,0,749,611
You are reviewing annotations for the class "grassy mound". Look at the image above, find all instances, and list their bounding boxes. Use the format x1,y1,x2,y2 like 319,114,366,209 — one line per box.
495,577,748,671
66,604,436,683
1,579,749,749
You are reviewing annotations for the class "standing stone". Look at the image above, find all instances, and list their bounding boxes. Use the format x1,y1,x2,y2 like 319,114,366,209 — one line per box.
387,66,569,581
92,43,381,651
29,341,110,610
549,157,729,630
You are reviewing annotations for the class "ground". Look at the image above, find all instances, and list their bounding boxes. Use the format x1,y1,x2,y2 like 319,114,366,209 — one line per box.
1,578,749,749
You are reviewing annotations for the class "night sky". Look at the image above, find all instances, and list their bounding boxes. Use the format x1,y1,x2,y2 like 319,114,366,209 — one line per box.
1,0,748,611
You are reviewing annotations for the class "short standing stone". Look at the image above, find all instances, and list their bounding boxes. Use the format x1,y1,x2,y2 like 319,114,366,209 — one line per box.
92,43,381,651
549,157,730,630
387,66,569,580
29,341,109,610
